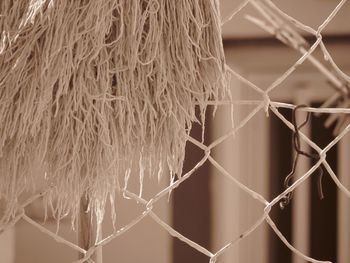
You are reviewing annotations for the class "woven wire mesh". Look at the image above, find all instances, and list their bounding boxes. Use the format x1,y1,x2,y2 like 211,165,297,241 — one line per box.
1,0,350,262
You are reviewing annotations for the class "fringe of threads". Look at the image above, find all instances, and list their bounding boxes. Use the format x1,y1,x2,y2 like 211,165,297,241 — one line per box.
0,0,227,229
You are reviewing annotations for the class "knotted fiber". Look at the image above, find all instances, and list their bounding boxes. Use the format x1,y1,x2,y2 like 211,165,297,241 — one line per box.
0,0,227,227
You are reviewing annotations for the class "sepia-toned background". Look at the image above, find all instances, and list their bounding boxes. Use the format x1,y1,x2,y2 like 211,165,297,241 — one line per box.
1,1,350,262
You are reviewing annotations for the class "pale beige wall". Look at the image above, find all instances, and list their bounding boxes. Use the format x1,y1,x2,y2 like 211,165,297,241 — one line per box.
0,227,15,263
0,171,172,263
220,0,350,39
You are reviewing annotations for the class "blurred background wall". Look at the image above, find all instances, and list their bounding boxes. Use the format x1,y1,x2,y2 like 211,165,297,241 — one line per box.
1,1,350,263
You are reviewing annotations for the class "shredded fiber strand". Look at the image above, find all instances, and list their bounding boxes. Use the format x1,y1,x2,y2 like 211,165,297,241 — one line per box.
0,0,227,227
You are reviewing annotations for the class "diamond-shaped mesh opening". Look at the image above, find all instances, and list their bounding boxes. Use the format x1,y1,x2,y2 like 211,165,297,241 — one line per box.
1,1,350,263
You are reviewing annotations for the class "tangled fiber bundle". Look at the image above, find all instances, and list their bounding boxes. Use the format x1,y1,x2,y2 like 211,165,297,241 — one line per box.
0,0,227,227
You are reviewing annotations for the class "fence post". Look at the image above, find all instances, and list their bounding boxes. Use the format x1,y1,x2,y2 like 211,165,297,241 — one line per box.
78,195,103,263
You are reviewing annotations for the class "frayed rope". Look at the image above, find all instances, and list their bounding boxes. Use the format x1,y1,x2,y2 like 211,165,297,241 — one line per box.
0,0,228,228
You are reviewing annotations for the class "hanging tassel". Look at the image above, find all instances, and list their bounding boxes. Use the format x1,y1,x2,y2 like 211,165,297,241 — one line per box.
0,0,228,228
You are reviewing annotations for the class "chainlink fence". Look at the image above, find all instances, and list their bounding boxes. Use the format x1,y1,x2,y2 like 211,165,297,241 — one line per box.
1,0,350,262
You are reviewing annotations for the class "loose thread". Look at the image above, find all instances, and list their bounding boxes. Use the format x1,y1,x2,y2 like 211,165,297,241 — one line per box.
280,105,324,209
